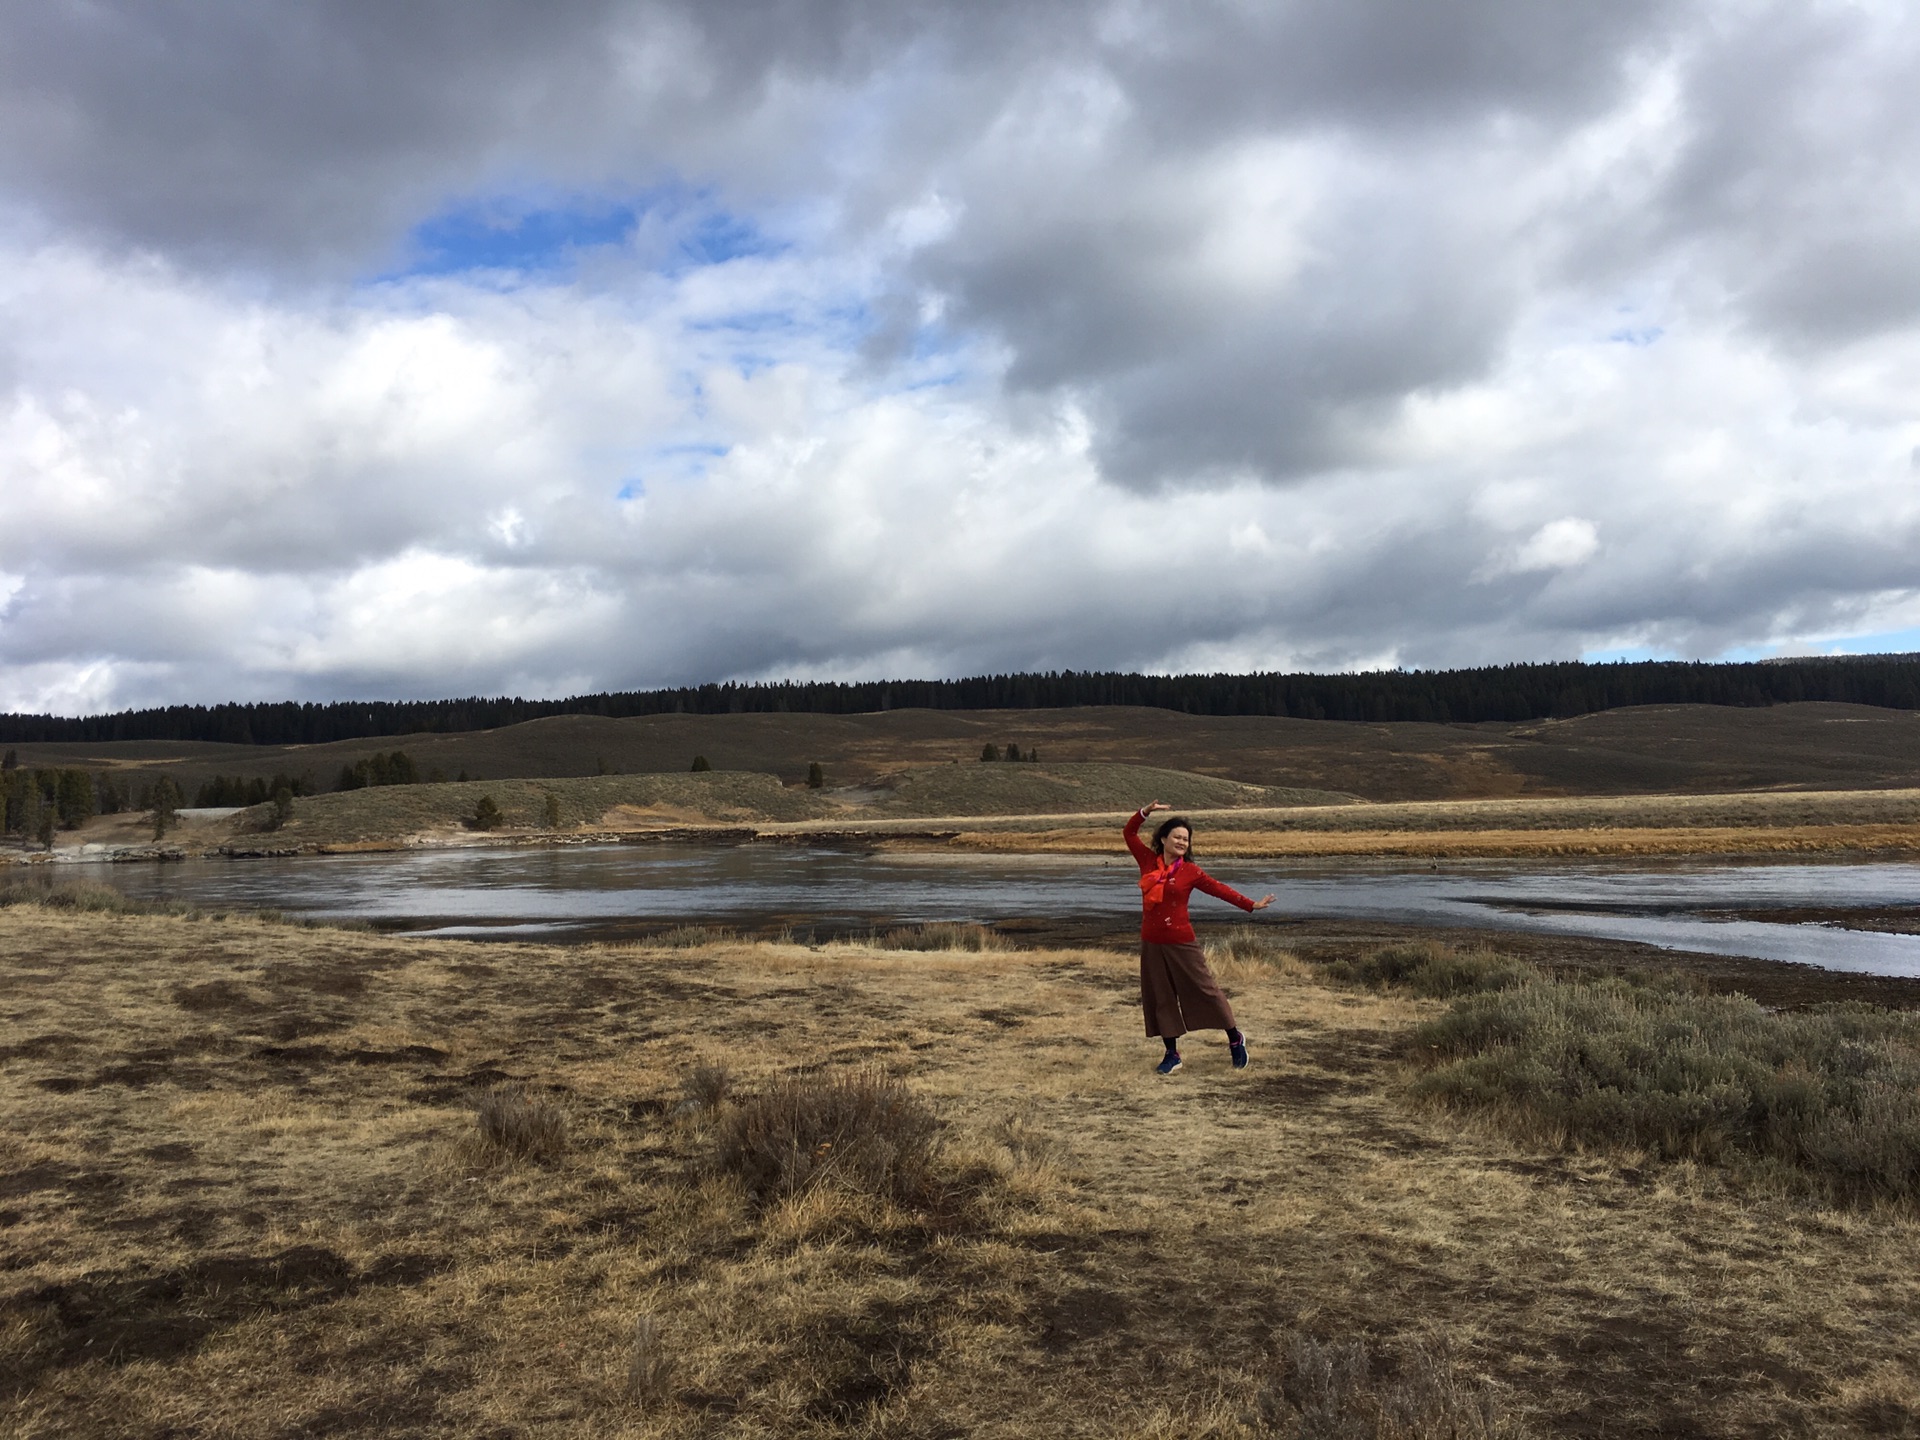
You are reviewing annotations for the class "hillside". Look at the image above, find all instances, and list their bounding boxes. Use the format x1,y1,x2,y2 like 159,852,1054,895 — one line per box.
8,701,1920,807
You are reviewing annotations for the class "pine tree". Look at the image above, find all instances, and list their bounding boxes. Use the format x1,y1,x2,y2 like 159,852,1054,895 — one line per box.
472,795,502,831
55,769,95,828
268,783,295,830
148,776,184,841
543,792,562,829
980,743,999,762
691,755,712,772
20,779,46,847
807,762,825,789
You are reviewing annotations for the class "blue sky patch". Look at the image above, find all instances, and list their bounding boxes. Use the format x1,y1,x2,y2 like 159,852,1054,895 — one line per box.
383,187,784,281
396,197,639,277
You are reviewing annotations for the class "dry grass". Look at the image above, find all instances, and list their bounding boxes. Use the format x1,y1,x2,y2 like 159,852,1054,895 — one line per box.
4,906,1920,1436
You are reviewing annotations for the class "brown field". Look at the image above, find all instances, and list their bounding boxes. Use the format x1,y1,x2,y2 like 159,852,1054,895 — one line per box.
23,768,1920,866
5,906,1920,1436
11,700,1920,805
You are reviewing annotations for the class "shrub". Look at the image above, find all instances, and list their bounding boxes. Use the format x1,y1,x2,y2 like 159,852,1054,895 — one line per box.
0,881,131,913
1413,978,1920,1202
690,754,712,772
652,924,733,948
542,791,562,829
1324,940,1533,998
626,1312,674,1407
471,795,502,831
473,1087,570,1163
684,1064,734,1109
878,922,1010,952
1257,1332,1528,1439
714,1069,941,1206
1206,925,1294,967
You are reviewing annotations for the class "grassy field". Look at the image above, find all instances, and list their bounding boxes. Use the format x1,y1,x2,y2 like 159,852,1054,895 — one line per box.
5,904,1920,1436
12,700,1920,805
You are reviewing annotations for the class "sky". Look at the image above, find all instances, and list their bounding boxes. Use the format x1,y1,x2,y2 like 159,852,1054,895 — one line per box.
3,0,1920,714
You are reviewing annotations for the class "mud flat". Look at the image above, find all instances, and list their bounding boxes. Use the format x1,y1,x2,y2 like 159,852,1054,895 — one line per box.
5,903,1920,1436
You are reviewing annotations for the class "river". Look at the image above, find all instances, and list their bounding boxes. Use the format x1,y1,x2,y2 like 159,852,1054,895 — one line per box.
39,844,1920,978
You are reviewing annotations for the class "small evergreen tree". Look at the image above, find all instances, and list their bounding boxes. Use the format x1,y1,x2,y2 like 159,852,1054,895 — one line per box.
55,769,96,828
1005,743,1022,762
268,783,295,830
543,791,562,829
95,773,126,815
148,776,184,841
806,762,825,789
980,743,999,762
691,755,712,772
20,780,46,847
472,795,502,831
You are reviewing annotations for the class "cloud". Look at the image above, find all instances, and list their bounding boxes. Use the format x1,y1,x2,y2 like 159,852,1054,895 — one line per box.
3,0,1920,710
1511,519,1601,574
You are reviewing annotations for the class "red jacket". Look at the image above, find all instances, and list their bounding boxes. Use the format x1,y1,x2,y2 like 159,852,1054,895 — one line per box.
1124,809,1256,944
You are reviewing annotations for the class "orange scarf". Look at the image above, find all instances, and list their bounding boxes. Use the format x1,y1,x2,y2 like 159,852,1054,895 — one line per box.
1139,857,1184,907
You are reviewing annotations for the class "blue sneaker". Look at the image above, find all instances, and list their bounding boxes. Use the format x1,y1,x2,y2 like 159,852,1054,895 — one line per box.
1229,1034,1250,1070
1155,1050,1183,1075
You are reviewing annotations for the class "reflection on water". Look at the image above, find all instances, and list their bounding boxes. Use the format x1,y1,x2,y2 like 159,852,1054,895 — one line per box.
49,845,1920,978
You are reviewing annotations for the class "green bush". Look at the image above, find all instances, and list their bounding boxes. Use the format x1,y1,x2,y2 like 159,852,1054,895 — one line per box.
1324,940,1533,998
471,795,503,831
1413,978,1920,1202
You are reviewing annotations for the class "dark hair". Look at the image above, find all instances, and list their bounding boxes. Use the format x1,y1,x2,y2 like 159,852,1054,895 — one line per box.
1151,815,1193,855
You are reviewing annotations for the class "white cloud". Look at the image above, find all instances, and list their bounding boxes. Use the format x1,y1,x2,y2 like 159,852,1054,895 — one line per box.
1513,518,1601,573
4,1,1920,710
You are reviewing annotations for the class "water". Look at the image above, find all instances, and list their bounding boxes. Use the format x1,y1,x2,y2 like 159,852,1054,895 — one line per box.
49,845,1920,977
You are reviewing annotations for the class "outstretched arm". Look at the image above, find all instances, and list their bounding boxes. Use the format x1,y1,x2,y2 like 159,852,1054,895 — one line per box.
1194,872,1277,912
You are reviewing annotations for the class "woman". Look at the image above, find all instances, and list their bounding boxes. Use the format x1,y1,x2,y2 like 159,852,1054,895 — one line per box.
1125,800,1275,1075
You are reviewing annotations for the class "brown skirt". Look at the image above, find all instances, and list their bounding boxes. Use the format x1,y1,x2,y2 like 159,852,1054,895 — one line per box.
1139,941,1236,1038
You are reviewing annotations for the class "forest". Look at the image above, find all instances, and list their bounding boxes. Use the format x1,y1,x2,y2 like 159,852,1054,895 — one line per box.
2,655,1917,747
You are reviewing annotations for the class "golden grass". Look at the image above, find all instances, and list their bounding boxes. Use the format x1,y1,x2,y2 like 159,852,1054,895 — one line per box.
943,821,1920,857
4,908,1920,1436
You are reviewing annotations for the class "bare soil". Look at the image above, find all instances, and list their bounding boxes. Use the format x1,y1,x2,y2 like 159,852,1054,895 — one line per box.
4,907,1920,1436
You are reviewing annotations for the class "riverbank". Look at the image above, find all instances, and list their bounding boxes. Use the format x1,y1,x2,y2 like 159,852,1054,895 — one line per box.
5,905,1919,1435
12,777,1920,866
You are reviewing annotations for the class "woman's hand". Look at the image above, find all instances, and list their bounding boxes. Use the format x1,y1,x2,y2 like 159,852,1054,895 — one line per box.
1140,800,1170,815
1251,894,1277,910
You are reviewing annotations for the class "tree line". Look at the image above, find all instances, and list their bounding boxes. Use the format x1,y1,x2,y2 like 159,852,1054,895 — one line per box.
3,656,1919,746
2,751,133,844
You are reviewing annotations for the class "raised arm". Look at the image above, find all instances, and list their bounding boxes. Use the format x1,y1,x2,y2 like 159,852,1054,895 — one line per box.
1124,800,1168,867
